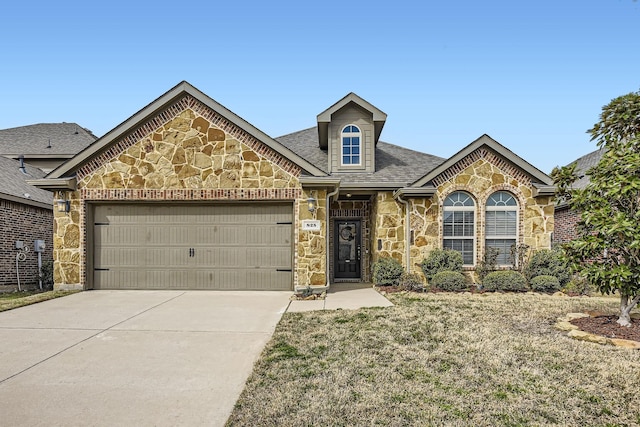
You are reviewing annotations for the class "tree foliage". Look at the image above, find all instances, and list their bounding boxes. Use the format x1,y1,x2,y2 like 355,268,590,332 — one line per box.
551,90,640,326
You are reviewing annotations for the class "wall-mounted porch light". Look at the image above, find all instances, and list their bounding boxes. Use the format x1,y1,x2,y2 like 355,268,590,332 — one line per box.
306,192,318,213
55,192,71,213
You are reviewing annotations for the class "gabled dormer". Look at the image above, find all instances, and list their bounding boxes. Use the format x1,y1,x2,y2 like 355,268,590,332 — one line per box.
317,93,387,173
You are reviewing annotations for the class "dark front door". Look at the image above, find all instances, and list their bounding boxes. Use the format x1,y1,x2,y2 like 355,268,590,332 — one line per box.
334,220,361,279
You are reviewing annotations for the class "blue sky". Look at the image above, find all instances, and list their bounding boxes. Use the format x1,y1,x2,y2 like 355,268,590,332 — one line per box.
1,0,638,173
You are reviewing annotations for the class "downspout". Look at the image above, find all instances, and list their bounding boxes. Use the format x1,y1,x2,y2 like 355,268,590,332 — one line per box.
326,184,341,287
395,193,411,273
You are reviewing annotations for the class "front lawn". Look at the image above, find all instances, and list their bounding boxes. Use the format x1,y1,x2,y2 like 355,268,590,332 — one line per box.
227,292,640,426
0,290,78,312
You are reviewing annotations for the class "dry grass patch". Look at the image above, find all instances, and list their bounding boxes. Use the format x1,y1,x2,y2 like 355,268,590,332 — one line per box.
227,293,640,426
0,290,78,312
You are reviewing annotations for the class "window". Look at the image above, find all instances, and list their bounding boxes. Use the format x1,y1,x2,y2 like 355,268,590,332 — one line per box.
341,125,361,165
485,191,518,265
443,192,475,265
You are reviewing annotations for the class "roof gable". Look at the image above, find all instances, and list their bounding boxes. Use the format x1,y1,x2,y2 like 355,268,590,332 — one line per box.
316,92,387,149
411,134,553,188
47,81,326,180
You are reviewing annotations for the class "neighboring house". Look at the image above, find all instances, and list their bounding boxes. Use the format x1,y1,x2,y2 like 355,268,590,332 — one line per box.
553,148,605,244
0,156,54,289
31,81,555,291
0,122,97,172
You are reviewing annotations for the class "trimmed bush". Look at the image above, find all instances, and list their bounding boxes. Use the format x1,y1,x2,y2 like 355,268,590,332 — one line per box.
372,257,404,286
529,275,561,293
562,274,597,296
431,271,468,292
421,249,463,281
524,249,570,286
482,270,527,292
398,272,425,292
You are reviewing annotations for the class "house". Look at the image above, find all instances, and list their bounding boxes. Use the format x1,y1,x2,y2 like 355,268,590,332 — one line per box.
0,156,54,289
0,122,97,172
552,148,605,244
31,81,555,291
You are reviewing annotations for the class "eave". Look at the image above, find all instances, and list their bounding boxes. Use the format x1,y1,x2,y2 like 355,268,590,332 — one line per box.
0,192,52,210
27,177,77,191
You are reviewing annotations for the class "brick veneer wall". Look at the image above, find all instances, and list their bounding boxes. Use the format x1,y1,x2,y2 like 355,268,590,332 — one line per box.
0,200,53,288
553,206,581,244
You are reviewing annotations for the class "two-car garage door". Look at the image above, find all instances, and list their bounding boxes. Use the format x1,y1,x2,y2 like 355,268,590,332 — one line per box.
92,203,292,290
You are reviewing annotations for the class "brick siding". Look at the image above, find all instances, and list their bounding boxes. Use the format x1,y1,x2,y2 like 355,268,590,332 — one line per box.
553,206,581,244
0,200,53,288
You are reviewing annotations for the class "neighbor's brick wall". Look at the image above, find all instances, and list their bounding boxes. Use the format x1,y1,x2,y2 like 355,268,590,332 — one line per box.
553,206,580,244
0,200,53,288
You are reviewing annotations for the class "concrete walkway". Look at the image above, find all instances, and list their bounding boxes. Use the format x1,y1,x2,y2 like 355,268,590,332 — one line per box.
0,290,291,427
286,283,393,312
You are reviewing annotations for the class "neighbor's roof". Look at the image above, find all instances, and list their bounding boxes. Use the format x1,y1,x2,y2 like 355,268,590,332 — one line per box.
276,127,445,187
0,123,97,156
0,156,52,208
568,147,605,189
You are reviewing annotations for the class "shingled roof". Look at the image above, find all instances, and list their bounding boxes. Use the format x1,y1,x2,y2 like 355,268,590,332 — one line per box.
0,123,97,156
276,127,445,186
569,147,605,189
0,156,52,208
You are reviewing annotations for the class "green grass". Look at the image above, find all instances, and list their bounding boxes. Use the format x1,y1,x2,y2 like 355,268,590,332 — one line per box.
0,290,79,312
227,292,640,426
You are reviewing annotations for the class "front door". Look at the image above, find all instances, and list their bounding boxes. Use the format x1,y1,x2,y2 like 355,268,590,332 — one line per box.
334,220,361,279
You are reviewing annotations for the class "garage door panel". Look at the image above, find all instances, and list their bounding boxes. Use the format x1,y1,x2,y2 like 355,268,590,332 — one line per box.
93,203,292,290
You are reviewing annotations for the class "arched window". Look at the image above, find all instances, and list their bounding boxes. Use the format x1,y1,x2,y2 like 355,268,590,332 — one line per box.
443,192,475,265
341,125,361,165
485,191,518,265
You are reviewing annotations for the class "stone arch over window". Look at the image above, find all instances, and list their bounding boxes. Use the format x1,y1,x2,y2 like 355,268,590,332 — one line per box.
442,191,476,265
485,191,518,265
341,125,361,165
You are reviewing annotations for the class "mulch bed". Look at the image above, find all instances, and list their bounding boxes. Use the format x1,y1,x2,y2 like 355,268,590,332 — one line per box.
570,315,640,342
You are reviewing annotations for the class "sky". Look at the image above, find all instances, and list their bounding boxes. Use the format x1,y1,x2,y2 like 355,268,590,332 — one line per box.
1,0,638,173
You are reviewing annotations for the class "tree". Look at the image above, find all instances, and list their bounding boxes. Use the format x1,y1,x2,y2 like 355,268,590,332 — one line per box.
551,90,640,327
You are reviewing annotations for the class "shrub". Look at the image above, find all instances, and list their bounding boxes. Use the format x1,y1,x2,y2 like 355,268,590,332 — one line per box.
562,274,597,296
372,257,404,286
509,243,531,273
40,260,54,291
476,247,499,283
398,272,425,292
529,275,561,293
431,271,468,292
421,249,463,281
482,270,527,292
524,248,570,286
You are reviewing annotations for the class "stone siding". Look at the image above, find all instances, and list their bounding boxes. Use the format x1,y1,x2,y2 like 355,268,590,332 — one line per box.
53,97,312,290
411,150,554,275
298,189,327,287
1,200,53,289
371,192,405,266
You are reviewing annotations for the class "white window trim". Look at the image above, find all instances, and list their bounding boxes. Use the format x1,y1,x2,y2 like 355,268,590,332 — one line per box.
485,192,519,267
443,192,476,266
340,124,362,166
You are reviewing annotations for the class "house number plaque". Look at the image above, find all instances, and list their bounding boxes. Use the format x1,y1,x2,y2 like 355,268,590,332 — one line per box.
301,220,321,231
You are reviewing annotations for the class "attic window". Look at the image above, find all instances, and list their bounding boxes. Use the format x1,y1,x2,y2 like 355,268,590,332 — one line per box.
341,125,361,165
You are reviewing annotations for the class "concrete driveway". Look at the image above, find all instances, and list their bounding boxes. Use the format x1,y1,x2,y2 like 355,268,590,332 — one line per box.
0,290,291,426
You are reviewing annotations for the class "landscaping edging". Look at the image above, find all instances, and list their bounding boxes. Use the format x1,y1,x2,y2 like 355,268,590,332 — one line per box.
554,312,640,349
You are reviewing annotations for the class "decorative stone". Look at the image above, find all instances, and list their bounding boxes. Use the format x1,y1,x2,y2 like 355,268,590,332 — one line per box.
610,338,640,349
554,321,579,331
192,117,210,132
310,273,326,286
243,150,260,162
567,329,610,345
